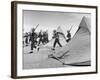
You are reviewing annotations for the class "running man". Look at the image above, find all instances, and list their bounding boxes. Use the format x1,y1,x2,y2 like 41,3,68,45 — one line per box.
66,30,71,42
38,30,44,45
24,32,29,46
29,28,37,53
52,30,62,50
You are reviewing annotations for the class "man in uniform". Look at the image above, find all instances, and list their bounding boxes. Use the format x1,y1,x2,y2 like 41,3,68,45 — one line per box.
52,30,62,50
66,30,71,42
42,31,49,44
30,28,37,53
24,32,29,46
38,30,44,45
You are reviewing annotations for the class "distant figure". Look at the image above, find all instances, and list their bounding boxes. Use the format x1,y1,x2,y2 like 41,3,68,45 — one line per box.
45,31,49,43
38,30,44,45
52,30,62,50
29,32,32,43
24,32,29,46
30,28,37,53
43,31,49,44
66,30,71,42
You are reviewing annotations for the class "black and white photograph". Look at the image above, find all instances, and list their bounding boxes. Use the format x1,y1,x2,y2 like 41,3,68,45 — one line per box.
23,10,91,69
11,1,97,78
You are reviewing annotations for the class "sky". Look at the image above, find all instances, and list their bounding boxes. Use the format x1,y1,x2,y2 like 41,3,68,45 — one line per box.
23,10,91,40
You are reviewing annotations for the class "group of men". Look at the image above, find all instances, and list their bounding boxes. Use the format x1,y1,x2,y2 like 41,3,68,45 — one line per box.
24,27,71,53
24,28,49,53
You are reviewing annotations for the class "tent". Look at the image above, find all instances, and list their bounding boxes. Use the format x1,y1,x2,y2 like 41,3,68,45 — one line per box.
53,16,91,65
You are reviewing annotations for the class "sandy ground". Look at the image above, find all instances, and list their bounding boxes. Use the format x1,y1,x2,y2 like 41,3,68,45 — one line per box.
23,46,70,69
23,44,90,69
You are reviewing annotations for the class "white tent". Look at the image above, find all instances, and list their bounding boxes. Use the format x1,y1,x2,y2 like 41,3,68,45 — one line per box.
53,16,91,65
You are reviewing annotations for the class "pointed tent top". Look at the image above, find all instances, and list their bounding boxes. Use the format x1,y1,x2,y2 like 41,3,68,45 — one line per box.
56,26,64,34
79,16,90,33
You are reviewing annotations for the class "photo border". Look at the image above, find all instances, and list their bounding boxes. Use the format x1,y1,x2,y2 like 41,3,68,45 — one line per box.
11,1,98,79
